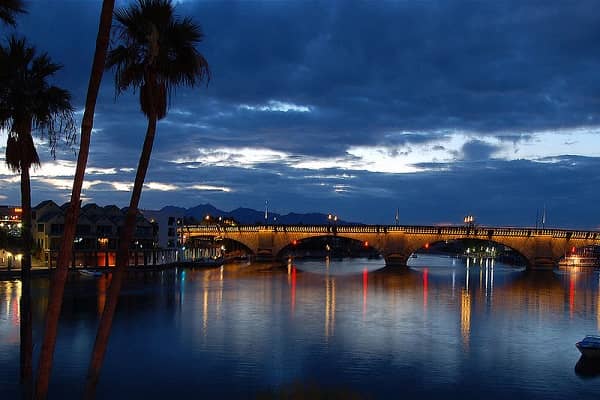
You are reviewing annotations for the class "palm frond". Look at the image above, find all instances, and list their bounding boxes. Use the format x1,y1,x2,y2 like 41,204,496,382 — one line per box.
0,35,76,163
5,131,40,173
107,0,210,120
0,0,27,27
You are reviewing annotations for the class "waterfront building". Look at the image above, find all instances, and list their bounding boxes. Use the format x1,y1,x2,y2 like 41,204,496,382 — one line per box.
139,209,184,249
0,205,22,233
0,205,23,269
31,200,176,268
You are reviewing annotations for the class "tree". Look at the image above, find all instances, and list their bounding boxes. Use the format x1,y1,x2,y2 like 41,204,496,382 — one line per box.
34,1,116,399
84,0,209,397
0,35,75,397
0,0,26,27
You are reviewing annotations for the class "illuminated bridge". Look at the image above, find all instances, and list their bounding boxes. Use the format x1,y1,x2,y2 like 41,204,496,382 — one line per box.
181,224,600,269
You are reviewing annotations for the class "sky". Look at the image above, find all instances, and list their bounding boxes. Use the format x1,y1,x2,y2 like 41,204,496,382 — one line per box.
2,0,600,228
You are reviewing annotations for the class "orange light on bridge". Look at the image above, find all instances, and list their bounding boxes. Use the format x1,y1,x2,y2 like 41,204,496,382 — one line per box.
14,207,22,213
292,240,298,246
425,243,430,249
364,241,369,247
571,246,576,254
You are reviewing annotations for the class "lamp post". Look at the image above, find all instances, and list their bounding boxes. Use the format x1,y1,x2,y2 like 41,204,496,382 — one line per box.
463,215,475,227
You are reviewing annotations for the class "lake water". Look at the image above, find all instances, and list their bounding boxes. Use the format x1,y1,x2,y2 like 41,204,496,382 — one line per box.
1,256,600,399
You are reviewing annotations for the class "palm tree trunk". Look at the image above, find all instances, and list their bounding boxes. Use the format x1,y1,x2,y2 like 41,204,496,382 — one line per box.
20,165,33,399
83,112,157,400
34,1,115,399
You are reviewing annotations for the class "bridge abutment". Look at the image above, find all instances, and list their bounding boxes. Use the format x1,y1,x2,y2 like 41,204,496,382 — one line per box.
384,254,409,267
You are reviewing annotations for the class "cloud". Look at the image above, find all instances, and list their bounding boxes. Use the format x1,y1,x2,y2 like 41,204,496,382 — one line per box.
174,147,289,168
2,0,600,228
87,167,117,175
461,140,501,161
145,182,178,191
190,185,232,192
239,100,312,113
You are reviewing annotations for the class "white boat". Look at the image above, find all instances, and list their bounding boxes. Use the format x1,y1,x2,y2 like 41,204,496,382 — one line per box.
79,269,104,277
576,336,600,359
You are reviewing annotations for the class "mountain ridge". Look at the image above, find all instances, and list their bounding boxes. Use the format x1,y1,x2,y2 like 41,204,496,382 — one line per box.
158,203,354,225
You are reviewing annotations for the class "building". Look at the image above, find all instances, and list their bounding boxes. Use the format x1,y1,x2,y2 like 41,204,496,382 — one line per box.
32,200,176,268
139,209,185,249
0,205,22,234
0,205,23,269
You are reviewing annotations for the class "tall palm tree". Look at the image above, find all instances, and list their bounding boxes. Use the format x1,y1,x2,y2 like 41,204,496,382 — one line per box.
0,35,75,397
34,1,116,399
0,0,26,27
84,0,209,397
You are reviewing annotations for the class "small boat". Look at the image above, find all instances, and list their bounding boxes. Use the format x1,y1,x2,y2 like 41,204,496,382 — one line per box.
576,336,600,359
191,257,225,267
79,269,104,277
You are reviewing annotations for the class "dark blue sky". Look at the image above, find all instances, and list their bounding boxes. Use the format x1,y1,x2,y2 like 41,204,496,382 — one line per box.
2,0,600,227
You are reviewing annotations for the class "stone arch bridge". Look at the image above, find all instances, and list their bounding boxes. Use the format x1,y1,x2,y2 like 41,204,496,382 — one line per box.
183,224,600,269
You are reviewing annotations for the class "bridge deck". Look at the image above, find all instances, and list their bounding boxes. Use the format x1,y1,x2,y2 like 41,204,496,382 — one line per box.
183,224,599,239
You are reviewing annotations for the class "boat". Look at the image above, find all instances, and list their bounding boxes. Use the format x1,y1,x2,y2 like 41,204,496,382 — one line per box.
190,257,225,267
576,336,600,359
79,269,104,277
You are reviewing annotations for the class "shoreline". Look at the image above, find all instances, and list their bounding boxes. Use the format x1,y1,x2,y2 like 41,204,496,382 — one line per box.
0,261,223,280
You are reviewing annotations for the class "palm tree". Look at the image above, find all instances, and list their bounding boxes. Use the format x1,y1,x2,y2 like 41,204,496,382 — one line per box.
0,0,26,27
34,1,116,399
83,0,209,397
0,35,75,397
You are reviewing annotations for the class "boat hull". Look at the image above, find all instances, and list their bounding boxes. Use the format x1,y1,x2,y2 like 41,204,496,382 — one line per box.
576,343,600,359
79,269,104,277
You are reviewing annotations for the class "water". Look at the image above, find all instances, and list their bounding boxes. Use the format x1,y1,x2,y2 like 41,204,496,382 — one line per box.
1,257,600,399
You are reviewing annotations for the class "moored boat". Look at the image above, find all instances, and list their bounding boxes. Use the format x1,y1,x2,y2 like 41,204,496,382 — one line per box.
79,269,104,277
191,257,225,267
576,336,600,359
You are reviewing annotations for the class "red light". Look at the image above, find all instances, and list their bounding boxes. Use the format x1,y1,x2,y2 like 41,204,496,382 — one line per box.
364,241,369,247
571,246,576,254
292,240,297,246
425,243,429,249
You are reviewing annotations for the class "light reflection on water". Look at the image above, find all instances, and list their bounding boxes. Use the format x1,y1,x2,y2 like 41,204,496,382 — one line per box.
0,257,600,399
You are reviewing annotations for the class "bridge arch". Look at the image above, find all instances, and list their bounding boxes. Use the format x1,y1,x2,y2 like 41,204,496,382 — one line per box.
275,234,381,259
185,230,259,257
406,238,528,267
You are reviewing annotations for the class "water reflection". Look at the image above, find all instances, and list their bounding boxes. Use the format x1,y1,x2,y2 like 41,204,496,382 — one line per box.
461,288,471,350
1,257,600,398
324,277,335,338
0,281,20,346
97,274,110,315
575,356,600,379
293,257,385,275
362,268,367,319
423,267,428,312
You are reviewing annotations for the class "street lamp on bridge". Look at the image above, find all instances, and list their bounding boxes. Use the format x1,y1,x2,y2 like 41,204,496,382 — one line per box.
464,215,475,227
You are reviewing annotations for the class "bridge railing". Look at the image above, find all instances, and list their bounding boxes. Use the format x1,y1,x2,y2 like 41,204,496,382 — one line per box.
181,224,599,239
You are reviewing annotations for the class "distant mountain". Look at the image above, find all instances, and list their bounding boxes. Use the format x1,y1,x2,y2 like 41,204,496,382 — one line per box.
228,207,265,224
154,203,354,225
159,205,186,214
185,203,223,219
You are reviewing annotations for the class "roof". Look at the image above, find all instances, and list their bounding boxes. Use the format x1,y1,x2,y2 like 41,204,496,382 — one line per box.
37,211,65,223
33,200,59,210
